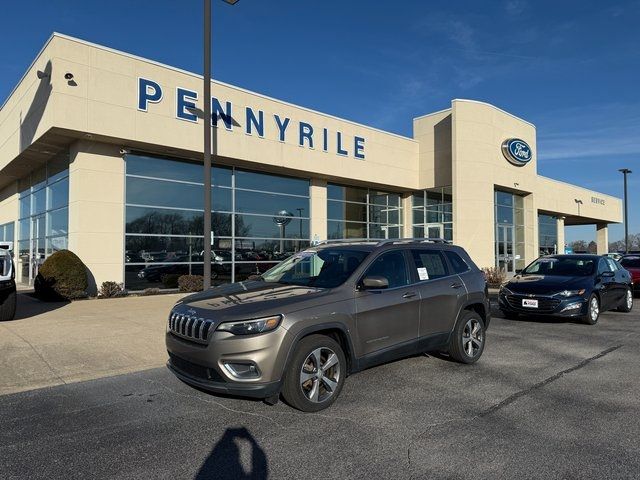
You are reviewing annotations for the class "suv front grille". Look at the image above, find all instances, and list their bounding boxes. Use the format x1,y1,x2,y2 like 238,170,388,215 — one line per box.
168,312,214,343
505,294,561,312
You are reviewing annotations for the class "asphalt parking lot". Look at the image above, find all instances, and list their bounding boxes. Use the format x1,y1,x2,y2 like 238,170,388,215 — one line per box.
1,303,639,480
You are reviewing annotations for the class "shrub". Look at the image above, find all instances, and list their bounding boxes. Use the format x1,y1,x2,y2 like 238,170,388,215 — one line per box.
178,275,204,293
141,288,161,296
482,266,506,288
161,274,181,289
34,250,88,301
99,281,126,298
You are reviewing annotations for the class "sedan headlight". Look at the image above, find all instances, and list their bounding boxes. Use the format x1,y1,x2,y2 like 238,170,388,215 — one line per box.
499,284,512,295
556,289,586,297
216,315,282,335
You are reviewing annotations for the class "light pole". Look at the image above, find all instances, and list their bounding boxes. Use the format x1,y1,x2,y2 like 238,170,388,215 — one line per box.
619,168,632,254
203,0,239,290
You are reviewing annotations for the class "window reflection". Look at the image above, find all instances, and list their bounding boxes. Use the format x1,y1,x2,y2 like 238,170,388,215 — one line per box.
412,187,453,241
124,153,310,290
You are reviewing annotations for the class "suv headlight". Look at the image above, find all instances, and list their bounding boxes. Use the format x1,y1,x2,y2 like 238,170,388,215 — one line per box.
216,315,282,335
556,289,586,297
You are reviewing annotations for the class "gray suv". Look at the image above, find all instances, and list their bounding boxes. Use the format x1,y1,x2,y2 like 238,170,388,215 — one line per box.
166,239,490,412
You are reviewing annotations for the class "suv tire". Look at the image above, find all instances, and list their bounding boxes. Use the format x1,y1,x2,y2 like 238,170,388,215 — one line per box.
0,290,16,321
282,334,346,412
448,311,485,364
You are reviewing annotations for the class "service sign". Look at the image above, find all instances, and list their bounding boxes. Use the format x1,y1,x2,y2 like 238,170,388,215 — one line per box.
501,138,532,166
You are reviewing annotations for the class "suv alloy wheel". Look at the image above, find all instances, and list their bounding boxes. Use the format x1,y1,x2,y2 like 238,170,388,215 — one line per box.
282,334,346,412
448,311,485,364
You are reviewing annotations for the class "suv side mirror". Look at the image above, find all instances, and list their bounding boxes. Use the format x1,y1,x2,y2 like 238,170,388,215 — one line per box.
361,276,389,290
515,269,522,274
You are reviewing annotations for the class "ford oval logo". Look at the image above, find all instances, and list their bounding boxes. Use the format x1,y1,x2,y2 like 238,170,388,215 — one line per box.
502,138,532,166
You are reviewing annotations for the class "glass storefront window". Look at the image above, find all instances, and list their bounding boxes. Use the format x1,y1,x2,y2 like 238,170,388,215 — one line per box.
327,183,402,240
0,222,14,243
17,156,70,284
538,214,558,255
494,190,526,273
124,154,311,290
412,186,453,241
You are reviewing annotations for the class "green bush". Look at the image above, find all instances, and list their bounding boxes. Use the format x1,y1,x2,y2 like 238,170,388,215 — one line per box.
35,250,89,301
161,274,181,289
178,275,204,293
99,281,126,298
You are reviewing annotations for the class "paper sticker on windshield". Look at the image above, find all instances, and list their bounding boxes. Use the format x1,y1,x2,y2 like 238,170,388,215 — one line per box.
417,267,429,280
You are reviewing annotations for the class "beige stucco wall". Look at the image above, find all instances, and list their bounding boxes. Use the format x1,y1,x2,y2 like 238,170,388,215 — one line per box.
68,140,124,292
413,110,452,188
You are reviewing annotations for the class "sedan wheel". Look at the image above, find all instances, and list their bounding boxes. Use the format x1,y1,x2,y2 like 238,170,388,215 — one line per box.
581,294,600,325
618,288,633,313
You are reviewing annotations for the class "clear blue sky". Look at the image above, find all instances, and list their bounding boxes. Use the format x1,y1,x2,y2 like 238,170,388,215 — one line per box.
1,0,638,243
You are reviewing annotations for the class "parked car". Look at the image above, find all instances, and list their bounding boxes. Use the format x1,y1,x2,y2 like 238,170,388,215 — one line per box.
165,238,490,412
0,242,16,321
619,255,640,297
499,254,633,324
605,252,623,262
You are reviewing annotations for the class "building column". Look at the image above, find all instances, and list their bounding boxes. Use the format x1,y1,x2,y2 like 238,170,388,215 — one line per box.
402,193,413,238
596,223,609,254
556,216,565,254
309,179,327,243
68,140,125,294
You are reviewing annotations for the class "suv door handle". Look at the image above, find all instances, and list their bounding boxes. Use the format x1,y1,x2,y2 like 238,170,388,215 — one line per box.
450,282,464,289
402,291,417,299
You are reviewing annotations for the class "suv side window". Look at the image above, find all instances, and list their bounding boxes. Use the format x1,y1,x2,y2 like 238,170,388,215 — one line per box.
444,251,470,274
362,250,409,289
410,249,450,280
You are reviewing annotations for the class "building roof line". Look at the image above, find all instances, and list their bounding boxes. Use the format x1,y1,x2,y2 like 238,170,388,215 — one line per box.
3,32,419,143
452,98,536,129
537,175,622,202
413,107,452,122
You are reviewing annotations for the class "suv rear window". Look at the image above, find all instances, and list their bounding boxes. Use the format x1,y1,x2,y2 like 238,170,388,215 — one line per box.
444,251,470,274
410,249,449,280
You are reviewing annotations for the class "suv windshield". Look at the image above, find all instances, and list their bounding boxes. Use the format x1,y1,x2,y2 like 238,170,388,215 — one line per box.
261,248,370,288
523,257,595,276
620,256,640,268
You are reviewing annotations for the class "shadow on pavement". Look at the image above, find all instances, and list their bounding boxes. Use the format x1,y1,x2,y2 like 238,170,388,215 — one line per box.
12,291,69,320
195,427,268,480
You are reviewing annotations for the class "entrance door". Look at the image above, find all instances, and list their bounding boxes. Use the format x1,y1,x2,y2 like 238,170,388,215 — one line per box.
496,224,515,275
29,215,45,284
425,223,444,240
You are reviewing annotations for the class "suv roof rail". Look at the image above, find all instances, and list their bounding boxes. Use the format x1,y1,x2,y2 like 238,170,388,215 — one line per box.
376,238,451,246
316,238,451,247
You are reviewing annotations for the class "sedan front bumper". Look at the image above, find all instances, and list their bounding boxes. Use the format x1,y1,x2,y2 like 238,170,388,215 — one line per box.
498,291,589,317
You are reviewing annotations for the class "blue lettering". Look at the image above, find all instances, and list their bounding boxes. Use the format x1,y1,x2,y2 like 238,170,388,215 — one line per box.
299,122,314,148
176,87,198,122
274,115,290,142
138,78,162,111
354,136,365,159
337,131,348,156
323,128,328,152
245,107,264,136
212,98,233,129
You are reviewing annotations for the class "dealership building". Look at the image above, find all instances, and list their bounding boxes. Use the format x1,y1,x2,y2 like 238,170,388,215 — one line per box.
0,33,622,291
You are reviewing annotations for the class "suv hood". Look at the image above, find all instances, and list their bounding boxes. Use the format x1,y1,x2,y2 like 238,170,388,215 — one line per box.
173,281,336,322
505,275,590,295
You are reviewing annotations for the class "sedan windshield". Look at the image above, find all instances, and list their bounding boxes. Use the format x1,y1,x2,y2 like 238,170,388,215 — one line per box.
261,248,370,288
522,257,595,276
620,256,640,269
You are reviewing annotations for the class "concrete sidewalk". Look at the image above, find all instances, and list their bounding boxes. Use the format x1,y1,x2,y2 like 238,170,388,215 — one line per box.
0,292,186,395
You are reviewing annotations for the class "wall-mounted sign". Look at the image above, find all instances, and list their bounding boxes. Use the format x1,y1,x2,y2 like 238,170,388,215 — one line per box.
501,138,532,166
137,77,366,160
591,196,605,206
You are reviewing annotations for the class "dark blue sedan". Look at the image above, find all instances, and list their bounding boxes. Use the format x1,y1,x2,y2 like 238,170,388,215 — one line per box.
498,254,633,324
